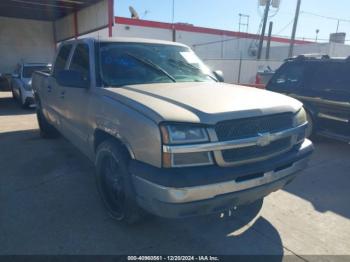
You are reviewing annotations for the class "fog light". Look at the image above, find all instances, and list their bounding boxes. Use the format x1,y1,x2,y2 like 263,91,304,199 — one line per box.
163,152,213,168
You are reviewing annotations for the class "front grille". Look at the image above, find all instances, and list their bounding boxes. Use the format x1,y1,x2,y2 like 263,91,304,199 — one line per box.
222,137,291,163
215,113,294,141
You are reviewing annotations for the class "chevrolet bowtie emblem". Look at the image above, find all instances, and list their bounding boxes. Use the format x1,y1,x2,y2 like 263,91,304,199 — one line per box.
256,133,272,147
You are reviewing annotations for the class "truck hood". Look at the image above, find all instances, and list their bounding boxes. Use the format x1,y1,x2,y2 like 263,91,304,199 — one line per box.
103,82,302,124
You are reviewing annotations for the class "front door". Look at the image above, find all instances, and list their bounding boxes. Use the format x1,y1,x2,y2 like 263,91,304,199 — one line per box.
45,44,73,127
58,43,93,155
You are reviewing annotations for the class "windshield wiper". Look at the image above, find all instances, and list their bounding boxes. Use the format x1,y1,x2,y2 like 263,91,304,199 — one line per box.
125,53,176,83
167,58,218,82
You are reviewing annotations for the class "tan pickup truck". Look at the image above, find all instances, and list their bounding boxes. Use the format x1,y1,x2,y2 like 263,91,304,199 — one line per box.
32,37,313,224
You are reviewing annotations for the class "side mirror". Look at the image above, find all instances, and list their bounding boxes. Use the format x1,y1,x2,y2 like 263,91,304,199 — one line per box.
56,70,89,88
213,70,224,82
12,73,19,78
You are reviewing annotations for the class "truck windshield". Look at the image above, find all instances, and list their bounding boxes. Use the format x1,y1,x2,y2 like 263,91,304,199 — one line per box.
23,65,50,78
97,42,216,87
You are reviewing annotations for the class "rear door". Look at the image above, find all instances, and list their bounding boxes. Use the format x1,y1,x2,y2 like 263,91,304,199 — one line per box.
58,43,93,155
308,62,350,136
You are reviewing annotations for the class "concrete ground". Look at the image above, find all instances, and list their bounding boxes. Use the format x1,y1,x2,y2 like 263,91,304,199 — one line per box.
0,91,349,259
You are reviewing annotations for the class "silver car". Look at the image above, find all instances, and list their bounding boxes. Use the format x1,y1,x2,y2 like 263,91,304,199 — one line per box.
11,63,51,108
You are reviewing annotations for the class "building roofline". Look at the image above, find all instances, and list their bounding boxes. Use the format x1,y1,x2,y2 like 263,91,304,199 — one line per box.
115,16,313,45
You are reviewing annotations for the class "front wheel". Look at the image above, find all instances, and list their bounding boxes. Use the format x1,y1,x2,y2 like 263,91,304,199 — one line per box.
95,140,145,224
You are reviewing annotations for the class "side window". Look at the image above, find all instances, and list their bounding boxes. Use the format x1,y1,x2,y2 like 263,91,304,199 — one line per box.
53,45,72,77
69,44,90,81
273,64,305,89
305,63,340,91
328,63,350,92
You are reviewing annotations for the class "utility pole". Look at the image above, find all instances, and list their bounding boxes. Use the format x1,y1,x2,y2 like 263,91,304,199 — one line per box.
172,0,176,42
288,0,302,58
257,0,271,60
266,21,273,60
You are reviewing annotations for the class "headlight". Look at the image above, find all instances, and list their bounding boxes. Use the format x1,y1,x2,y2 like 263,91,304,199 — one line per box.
293,107,308,143
160,124,209,144
160,124,213,168
293,107,307,127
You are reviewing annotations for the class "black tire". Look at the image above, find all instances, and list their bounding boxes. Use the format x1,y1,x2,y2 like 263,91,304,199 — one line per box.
36,105,59,139
95,140,145,224
11,88,16,100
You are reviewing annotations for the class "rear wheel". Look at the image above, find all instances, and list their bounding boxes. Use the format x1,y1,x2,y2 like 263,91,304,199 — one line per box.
36,104,59,138
95,140,145,224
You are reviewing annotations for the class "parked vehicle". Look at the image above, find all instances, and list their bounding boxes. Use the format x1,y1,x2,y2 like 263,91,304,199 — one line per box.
11,63,51,108
255,66,275,86
32,37,313,224
266,55,350,142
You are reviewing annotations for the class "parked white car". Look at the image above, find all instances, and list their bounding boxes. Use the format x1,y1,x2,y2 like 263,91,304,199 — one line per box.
11,63,51,108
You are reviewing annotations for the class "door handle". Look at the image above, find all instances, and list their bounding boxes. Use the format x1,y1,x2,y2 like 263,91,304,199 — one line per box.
47,85,52,92
60,91,65,99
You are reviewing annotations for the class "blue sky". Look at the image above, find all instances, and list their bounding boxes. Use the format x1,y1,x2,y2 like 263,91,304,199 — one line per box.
115,0,350,42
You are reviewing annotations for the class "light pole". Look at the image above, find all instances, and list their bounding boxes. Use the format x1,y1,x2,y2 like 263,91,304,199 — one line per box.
315,29,320,42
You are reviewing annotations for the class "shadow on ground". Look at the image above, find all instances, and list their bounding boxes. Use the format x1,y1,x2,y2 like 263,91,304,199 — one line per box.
0,129,284,256
283,136,350,219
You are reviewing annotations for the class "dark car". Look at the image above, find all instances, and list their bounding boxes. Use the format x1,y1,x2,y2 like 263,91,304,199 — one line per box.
266,55,350,142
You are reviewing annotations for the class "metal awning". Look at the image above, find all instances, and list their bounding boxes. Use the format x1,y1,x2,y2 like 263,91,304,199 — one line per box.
0,0,102,21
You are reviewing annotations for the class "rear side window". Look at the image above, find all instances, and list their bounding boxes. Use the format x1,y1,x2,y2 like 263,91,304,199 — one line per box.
69,44,90,80
305,62,350,92
53,45,72,76
272,63,305,89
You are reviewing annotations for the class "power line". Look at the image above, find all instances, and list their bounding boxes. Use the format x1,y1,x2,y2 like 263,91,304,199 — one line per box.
301,11,350,23
275,18,295,35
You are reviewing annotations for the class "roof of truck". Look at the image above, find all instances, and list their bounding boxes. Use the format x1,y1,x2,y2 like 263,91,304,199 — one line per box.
65,37,189,48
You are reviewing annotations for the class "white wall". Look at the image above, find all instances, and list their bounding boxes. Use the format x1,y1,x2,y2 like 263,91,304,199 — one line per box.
113,24,173,41
78,0,108,35
55,14,75,42
0,17,54,73
55,0,109,42
109,21,300,61
328,42,350,57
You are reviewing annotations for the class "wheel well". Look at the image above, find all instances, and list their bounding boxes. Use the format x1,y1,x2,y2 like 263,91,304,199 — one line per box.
94,129,132,158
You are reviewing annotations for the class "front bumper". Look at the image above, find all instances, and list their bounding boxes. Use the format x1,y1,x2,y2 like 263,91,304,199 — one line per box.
131,139,313,218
